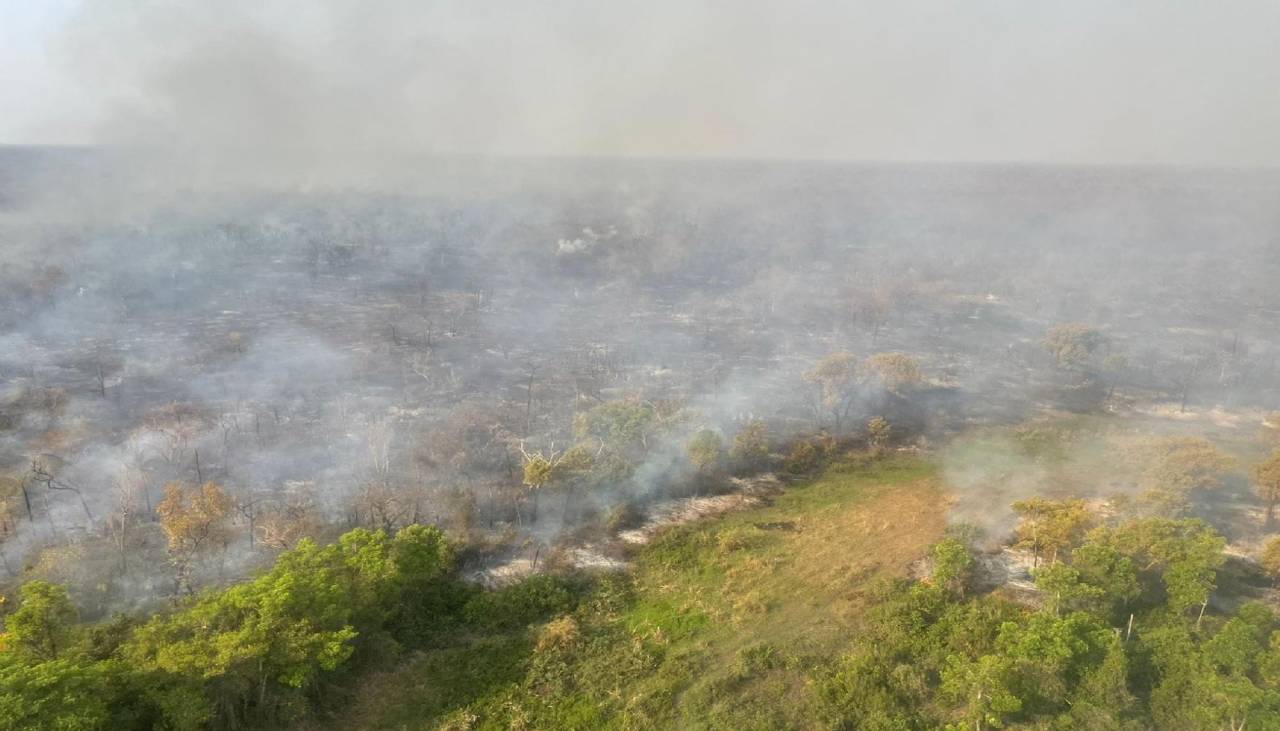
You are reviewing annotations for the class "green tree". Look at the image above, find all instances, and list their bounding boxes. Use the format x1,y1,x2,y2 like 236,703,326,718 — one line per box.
932,538,975,598
1099,517,1226,624
783,440,820,474
0,657,128,731
1191,673,1270,731
1068,636,1138,727
517,440,598,524
997,612,1110,711
1043,323,1105,372
1011,497,1094,566
1033,564,1103,618
686,429,722,474
940,653,1021,730
6,581,78,660
121,526,453,729
1066,542,1141,622
1203,603,1275,676
572,400,658,457
819,650,922,729
1135,437,1236,517
729,419,769,471
1260,535,1280,585
1253,449,1280,526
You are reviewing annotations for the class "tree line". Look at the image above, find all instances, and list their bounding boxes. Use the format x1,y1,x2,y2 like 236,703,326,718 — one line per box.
822,510,1277,730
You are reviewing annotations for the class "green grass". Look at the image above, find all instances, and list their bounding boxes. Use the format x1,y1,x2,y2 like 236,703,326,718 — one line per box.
318,412,1276,730
317,454,943,731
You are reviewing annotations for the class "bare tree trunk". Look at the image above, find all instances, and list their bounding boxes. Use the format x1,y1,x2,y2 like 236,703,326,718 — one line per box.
77,492,94,523
524,365,537,434
19,481,33,522
117,523,128,572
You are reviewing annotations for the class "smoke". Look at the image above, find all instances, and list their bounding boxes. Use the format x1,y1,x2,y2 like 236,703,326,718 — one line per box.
13,0,1280,178
2,2,1280,614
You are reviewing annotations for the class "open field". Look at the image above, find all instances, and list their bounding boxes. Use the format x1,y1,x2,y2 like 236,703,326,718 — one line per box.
319,455,943,730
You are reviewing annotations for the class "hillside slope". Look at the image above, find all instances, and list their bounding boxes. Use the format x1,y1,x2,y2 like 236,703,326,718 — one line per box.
321,455,943,730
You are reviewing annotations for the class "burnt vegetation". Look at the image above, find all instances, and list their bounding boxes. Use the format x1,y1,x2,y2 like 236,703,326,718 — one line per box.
3,154,1280,728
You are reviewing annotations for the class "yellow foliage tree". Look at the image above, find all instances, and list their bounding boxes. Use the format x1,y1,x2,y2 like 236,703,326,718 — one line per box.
867,416,891,453
156,481,231,594
518,443,582,524
1011,497,1095,566
865,352,922,393
1043,323,1105,371
730,419,769,471
1261,535,1280,585
1145,437,1236,492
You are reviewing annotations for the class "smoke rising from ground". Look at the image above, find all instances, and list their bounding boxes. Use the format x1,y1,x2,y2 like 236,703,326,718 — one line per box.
2,3,1280,613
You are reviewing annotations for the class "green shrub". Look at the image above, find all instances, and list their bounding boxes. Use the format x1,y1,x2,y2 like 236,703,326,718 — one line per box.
462,575,581,631
0,524,458,731
784,441,820,474
736,643,784,676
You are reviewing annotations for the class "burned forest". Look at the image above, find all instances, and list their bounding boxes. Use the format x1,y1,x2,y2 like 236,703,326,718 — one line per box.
1,158,1274,611
5,2,1280,729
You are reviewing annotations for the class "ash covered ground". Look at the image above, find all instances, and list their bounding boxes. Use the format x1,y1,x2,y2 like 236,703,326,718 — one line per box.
2,151,1279,614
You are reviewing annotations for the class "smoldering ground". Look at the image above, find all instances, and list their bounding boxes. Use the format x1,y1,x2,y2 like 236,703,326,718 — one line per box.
3,2,1280,614
4,158,1280,614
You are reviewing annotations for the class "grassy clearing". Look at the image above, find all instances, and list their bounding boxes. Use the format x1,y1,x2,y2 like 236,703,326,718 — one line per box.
317,454,943,730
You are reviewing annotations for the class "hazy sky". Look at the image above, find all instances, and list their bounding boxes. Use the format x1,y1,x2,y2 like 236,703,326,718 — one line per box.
4,0,1280,166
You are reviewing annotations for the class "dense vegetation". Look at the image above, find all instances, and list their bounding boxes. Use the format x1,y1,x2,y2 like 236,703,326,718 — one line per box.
823,524,1275,730
0,524,470,729
336,454,1280,730
5,453,1280,730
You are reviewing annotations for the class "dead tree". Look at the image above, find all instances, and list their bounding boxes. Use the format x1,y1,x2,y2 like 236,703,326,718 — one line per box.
29,456,94,523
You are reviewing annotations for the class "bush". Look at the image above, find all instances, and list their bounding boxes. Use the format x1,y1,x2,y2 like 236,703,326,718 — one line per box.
0,525,459,731
462,575,581,631
930,537,975,596
736,643,784,676
606,500,645,532
784,441,820,474
535,616,581,653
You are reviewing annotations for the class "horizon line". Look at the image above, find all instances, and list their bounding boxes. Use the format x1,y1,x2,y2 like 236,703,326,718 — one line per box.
1,142,1278,175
